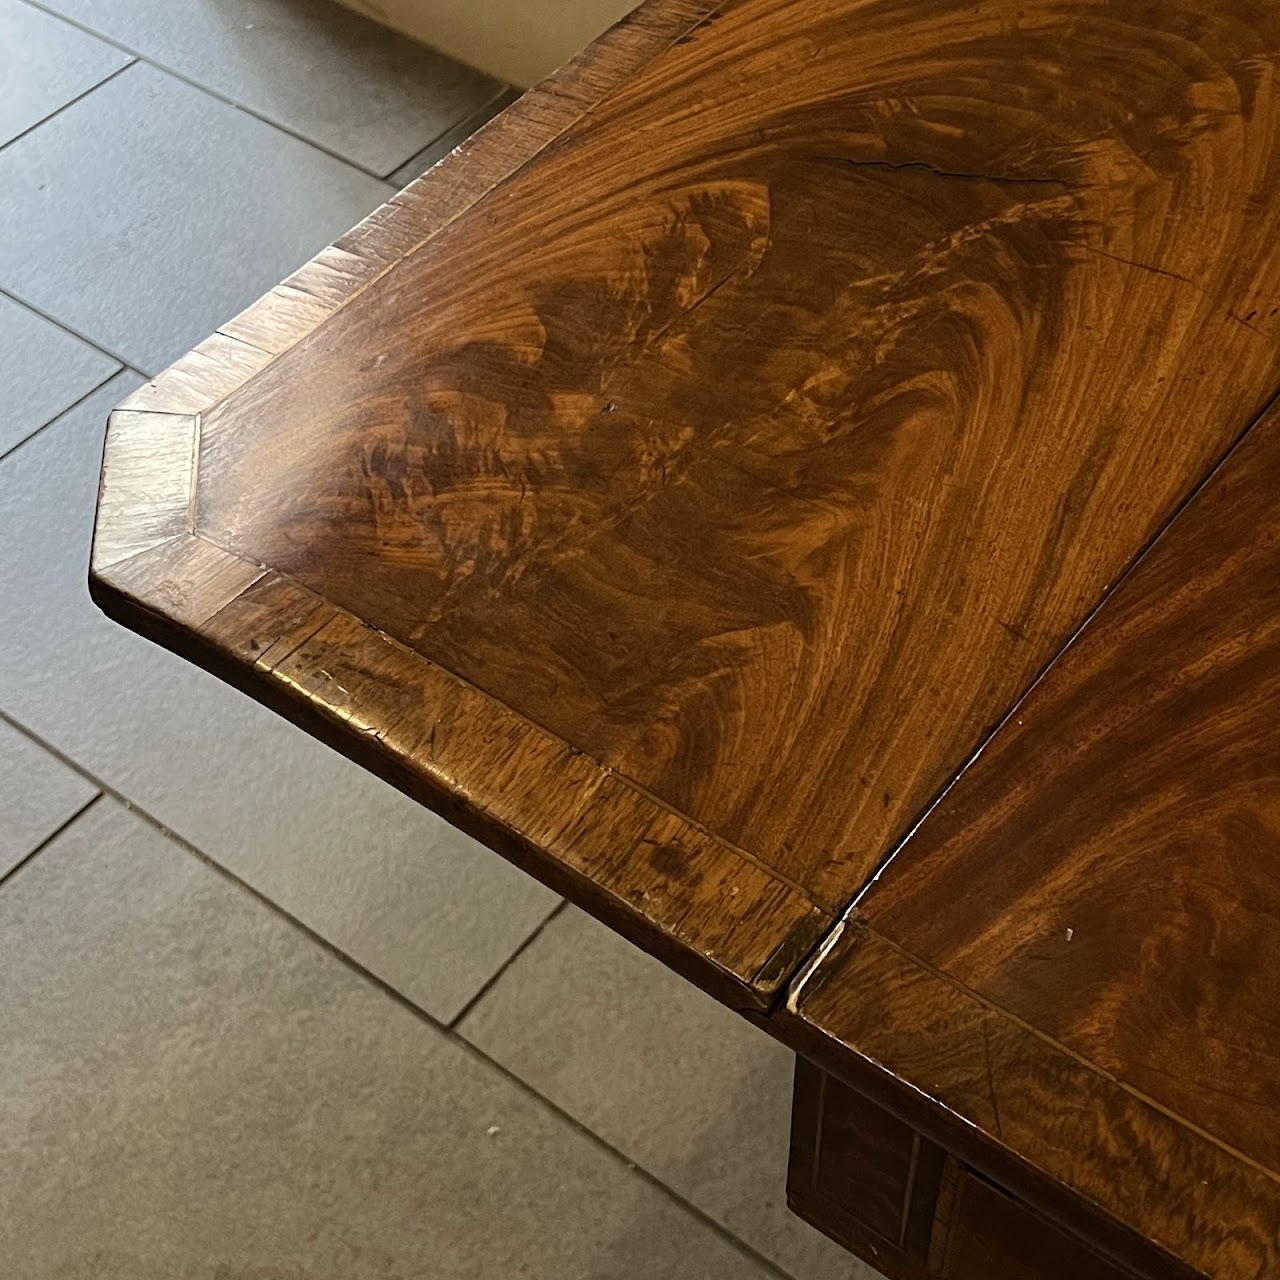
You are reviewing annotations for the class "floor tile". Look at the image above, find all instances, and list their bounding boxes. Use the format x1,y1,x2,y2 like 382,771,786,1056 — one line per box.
0,718,97,878
35,0,500,175
461,907,877,1280
0,0,130,146
0,375,559,1021
0,291,118,457
388,83,521,187
0,798,774,1280
0,62,391,374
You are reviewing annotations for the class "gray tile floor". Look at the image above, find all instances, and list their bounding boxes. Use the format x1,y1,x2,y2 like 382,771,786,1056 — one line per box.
0,3,874,1276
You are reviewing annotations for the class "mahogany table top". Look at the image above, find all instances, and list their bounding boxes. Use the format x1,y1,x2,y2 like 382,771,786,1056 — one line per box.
92,1,1280,1273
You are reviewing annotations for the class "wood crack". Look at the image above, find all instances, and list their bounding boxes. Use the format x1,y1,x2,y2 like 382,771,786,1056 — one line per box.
838,157,1070,188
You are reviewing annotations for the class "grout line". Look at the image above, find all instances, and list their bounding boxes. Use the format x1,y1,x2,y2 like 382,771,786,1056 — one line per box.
388,83,521,183
447,1036,800,1280
0,284,136,371
0,57,136,156
17,0,486,184
382,82,520,181
0,708,799,1278
0,366,128,466
462,82,524,129
0,792,103,893
448,898,569,1029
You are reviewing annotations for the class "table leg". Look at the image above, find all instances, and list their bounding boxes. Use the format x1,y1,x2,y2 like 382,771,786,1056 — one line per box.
786,1056,1137,1279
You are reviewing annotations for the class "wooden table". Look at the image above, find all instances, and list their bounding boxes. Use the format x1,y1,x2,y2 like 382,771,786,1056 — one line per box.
90,0,1280,1275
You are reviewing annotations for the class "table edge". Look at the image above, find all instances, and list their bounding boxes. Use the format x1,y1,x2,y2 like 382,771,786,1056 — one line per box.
774,921,1280,1279
89,526,832,1011
89,0,849,1011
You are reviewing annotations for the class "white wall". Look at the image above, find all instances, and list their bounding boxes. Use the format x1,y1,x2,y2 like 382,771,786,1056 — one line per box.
338,0,638,87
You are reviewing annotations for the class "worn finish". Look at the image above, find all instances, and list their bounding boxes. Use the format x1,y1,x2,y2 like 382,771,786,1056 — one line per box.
97,538,828,1011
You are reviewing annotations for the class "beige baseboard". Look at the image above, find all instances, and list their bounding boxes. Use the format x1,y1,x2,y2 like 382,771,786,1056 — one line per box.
337,0,638,86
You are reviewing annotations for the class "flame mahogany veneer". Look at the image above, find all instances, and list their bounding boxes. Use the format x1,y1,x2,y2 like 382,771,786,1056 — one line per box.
93,1,1280,1274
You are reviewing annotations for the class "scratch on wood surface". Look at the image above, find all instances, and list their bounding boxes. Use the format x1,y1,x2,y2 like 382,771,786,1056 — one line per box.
838,156,1071,188
1072,241,1193,283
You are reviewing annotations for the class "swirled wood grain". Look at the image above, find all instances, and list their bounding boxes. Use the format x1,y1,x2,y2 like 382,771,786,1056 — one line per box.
856,395,1280,1209
191,0,1280,910
92,0,837,1012
781,926,1280,1279
90,0,1280,1268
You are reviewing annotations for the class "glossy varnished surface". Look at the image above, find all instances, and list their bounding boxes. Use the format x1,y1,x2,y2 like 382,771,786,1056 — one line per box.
188,0,1280,912
786,402,1280,1275
866,395,1280,1174
89,0,1280,1268
783,927,1277,1278
90,0,835,1011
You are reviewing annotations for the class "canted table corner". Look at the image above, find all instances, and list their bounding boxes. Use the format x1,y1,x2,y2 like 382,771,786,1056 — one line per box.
92,0,1280,1276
